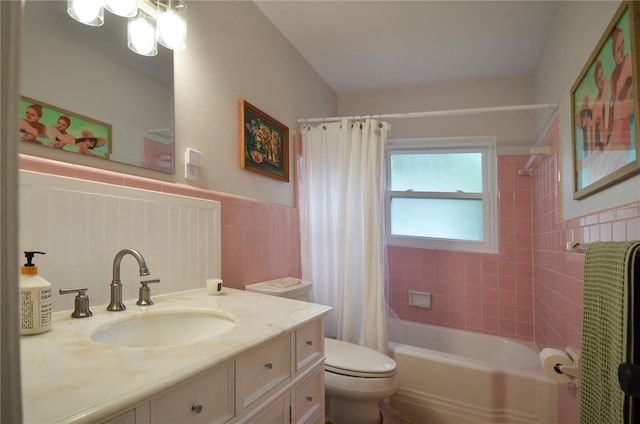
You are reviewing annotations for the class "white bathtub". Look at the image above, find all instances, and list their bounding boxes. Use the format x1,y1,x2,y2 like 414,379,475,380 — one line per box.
387,319,557,424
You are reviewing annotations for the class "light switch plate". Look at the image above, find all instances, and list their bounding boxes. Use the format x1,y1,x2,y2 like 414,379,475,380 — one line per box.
185,148,202,166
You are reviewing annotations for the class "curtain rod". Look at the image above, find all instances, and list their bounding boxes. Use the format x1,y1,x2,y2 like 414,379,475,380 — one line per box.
297,102,559,123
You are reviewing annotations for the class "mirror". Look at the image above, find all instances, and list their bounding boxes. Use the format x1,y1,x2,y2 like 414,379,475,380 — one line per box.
19,0,175,174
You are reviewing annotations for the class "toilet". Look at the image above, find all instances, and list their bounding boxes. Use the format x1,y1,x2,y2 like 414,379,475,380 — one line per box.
245,278,398,424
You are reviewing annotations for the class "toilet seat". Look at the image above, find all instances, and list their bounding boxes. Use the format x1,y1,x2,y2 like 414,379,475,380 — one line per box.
324,338,396,378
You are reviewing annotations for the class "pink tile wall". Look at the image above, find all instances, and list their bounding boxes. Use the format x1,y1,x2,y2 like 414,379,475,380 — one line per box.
531,120,640,424
19,155,301,290
387,155,536,341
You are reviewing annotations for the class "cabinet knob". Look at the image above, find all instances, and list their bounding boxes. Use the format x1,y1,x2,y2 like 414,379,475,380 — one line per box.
264,361,273,370
306,339,313,346
305,395,313,402
191,403,203,414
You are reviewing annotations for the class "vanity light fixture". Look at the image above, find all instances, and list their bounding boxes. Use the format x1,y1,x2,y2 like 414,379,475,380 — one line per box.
127,10,158,56
66,0,187,57
67,0,104,26
128,9,158,56
156,0,187,51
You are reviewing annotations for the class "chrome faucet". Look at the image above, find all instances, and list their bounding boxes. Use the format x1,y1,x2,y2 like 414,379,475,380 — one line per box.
107,248,150,311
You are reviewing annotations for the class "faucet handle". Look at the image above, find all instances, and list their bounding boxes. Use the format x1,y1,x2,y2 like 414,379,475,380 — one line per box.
137,279,160,306
59,288,93,318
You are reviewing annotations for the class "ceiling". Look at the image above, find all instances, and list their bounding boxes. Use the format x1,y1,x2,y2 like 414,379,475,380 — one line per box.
254,1,558,94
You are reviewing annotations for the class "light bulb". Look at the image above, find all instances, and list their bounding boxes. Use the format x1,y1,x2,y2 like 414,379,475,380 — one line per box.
157,10,186,50
67,0,104,26
105,0,138,17
128,12,157,56
156,1,187,51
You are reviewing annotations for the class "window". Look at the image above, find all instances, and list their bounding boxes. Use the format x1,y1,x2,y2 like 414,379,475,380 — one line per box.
385,137,498,253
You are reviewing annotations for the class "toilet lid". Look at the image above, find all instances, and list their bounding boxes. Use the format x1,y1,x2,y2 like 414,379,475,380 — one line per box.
324,338,396,378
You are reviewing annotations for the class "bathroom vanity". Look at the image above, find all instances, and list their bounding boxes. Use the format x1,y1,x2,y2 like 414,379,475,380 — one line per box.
20,288,331,424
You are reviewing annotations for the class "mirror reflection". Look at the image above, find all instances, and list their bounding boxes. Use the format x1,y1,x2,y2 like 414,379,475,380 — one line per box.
19,0,175,174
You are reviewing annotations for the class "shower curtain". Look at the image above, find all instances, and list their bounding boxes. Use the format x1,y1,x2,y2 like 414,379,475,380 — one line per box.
300,119,389,353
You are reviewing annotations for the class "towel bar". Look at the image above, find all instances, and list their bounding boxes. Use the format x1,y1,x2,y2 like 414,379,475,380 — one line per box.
567,242,588,253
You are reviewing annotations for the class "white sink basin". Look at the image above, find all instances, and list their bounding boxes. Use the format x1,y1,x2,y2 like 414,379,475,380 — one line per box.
91,310,236,348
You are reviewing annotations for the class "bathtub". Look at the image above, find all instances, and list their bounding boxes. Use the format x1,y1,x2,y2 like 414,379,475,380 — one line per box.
387,319,557,424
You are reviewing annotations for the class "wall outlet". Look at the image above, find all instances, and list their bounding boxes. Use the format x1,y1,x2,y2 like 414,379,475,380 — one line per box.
184,148,201,181
185,163,199,181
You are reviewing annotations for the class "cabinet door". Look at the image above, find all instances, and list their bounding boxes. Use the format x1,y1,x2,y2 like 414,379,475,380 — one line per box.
243,393,291,424
293,369,324,424
236,334,291,412
295,321,323,373
102,409,135,424
101,402,150,424
151,363,234,424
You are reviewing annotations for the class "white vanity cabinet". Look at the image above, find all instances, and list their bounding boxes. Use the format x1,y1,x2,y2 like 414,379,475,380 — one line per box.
235,334,292,412
101,402,150,424
242,393,291,424
100,317,325,424
150,362,235,424
234,318,325,424
295,321,324,373
293,369,324,424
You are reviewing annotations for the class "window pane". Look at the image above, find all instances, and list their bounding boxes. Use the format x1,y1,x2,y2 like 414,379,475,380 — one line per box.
390,152,483,192
390,197,484,241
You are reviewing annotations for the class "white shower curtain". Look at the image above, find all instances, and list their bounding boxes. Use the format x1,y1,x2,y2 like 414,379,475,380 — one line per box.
300,119,389,353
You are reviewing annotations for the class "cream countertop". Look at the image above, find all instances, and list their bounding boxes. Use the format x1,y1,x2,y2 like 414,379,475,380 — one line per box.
20,288,331,424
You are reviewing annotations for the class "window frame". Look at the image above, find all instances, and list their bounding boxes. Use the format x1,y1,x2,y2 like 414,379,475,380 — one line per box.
385,136,498,254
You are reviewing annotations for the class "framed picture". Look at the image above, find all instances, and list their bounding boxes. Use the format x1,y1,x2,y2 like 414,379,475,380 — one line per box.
571,0,640,199
240,100,289,182
19,96,112,160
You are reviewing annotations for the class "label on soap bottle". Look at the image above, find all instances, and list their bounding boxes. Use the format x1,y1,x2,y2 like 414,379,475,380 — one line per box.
20,285,52,335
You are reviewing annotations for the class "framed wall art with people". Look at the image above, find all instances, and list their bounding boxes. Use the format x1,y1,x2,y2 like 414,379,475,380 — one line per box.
19,96,112,160
571,0,640,200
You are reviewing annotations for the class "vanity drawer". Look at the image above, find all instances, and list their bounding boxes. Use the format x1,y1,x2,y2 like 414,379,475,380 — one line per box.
243,392,291,424
150,363,234,424
295,321,323,372
236,334,291,412
293,369,324,424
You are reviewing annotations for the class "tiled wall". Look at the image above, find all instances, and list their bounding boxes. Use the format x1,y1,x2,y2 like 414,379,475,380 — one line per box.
19,155,301,294
383,119,640,423
387,155,536,341
531,121,640,424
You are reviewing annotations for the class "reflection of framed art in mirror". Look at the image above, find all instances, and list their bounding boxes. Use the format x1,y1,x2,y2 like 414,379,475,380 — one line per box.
19,96,112,160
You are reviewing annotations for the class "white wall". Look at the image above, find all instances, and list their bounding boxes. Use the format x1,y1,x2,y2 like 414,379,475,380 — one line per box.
19,170,221,313
174,1,336,207
534,0,640,219
337,76,541,155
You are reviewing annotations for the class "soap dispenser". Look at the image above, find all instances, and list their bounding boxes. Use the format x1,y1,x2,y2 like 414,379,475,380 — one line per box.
19,251,52,335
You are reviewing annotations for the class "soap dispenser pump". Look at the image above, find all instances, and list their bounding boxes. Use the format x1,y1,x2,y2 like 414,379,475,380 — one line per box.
19,251,52,335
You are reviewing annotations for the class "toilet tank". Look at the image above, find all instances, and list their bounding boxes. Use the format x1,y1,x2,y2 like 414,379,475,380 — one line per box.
245,277,312,301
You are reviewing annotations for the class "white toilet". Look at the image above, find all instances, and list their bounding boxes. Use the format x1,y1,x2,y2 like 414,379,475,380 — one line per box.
245,278,398,424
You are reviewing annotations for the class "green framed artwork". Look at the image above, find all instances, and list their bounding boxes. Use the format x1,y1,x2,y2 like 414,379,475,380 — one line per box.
571,1,640,199
240,100,289,182
19,96,112,160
